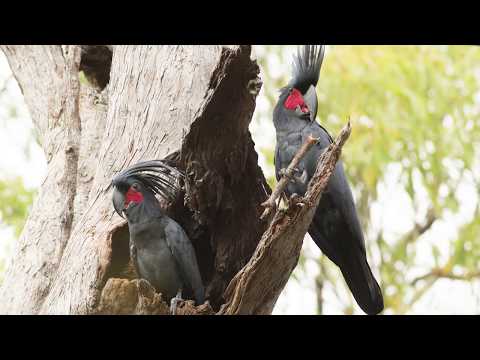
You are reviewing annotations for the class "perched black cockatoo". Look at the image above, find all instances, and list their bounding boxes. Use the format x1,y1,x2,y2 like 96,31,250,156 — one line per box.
111,160,205,314
272,45,384,315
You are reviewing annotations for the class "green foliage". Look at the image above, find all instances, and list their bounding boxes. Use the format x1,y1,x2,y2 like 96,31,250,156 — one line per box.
0,177,34,237
78,71,88,85
254,45,480,314
0,177,34,284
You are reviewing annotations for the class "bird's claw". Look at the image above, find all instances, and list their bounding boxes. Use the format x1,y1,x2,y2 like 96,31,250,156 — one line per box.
293,169,308,186
170,297,181,315
279,168,288,178
170,289,184,315
289,193,305,208
280,167,307,184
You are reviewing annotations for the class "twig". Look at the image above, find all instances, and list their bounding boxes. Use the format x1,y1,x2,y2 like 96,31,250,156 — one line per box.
260,135,319,220
411,268,480,286
219,121,352,315
404,277,438,312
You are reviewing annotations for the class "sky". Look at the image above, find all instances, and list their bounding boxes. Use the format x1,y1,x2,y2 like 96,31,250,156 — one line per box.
0,46,479,315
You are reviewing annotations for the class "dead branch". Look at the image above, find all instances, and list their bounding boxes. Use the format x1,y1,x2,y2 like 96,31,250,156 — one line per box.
260,135,319,220
0,45,268,315
218,121,352,315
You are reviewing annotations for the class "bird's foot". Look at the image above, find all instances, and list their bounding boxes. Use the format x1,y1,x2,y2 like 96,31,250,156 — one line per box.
289,193,305,208
278,168,288,178
170,289,184,315
170,297,182,315
279,167,308,186
293,169,308,186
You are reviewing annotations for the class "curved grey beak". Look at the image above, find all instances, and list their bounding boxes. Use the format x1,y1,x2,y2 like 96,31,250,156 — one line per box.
112,188,126,218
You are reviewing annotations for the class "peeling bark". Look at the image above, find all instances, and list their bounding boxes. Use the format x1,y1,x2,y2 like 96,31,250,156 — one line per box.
0,44,351,315
0,45,269,315
0,46,84,313
94,278,215,315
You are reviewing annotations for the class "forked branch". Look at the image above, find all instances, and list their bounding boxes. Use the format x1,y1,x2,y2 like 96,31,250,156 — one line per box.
219,121,352,314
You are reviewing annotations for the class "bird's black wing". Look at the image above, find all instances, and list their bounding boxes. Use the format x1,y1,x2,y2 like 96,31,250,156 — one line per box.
274,145,282,182
305,122,366,254
304,122,383,314
163,218,205,304
316,123,334,143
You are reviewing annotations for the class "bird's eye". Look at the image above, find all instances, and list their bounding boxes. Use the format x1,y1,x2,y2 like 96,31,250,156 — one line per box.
131,183,139,191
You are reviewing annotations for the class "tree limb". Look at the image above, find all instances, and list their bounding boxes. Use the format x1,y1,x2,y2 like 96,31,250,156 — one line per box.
0,46,85,314
411,268,480,286
0,45,269,315
401,207,437,247
39,46,267,314
218,121,352,315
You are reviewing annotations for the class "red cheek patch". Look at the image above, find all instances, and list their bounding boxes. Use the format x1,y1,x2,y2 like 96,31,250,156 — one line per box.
284,88,309,113
125,188,144,207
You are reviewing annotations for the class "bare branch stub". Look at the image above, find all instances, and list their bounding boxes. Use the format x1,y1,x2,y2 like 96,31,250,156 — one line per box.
219,121,352,315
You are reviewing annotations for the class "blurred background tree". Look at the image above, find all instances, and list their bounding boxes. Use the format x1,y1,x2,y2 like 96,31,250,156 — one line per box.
251,45,480,314
0,58,40,284
1,46,480,314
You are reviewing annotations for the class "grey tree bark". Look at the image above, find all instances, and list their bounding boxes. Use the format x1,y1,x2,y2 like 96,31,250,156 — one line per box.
0,45,349,315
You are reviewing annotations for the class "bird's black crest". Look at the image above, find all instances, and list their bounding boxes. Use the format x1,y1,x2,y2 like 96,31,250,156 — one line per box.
290,45,325,93
112,160,183,202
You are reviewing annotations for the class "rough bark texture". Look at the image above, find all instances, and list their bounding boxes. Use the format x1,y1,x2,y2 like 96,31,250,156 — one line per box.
0,44,351,315
0,46,85,314
94,278,214,315
0,45,269,314
93,122,351,315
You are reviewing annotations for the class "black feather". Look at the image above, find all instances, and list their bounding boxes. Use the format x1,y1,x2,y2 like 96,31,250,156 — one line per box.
290,45,325,94
112,160,183,202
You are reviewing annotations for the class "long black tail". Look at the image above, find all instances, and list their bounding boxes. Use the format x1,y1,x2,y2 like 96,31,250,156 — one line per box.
338,250,384,315
290,45,325,93
309,218,384,315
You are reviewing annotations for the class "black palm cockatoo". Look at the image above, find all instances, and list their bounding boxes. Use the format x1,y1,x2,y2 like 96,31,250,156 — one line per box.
272,45,384,315
111,160,205,314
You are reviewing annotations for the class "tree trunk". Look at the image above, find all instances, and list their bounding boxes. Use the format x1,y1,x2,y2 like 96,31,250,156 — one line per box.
0,45,349,315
